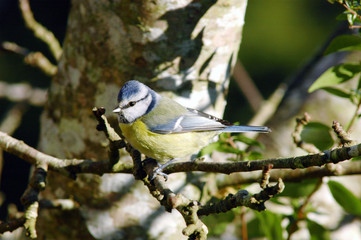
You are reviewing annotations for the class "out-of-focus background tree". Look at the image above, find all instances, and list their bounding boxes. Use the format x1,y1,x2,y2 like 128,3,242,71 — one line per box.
226,0,342,123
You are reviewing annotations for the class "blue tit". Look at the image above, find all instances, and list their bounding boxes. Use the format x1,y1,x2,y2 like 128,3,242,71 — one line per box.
113,80,270,167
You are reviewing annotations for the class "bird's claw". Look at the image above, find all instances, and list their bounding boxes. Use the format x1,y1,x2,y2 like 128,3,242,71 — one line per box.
149,167,169,181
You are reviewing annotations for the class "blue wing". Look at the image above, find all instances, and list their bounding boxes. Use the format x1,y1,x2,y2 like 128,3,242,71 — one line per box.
140,97,270,134
148,108,270,134
148,108,226,134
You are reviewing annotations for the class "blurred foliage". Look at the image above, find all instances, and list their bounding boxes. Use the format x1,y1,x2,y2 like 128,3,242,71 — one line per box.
225,0,343,123
255,211,284,240
198,132,264,161
201,209,236,236
328,180,361,217
307,219,331,240
300,122,334,151
330,0,361,27
211,2,361,238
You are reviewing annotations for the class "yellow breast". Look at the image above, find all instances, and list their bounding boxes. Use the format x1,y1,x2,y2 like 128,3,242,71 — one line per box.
119,119,215,162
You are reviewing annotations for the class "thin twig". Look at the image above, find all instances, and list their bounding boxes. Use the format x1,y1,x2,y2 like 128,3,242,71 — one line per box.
198,179,284,215
245,83,286,139
0,103,28,186
20,166,48,239
0,103,29,134
333,120,354,146
216,161,361,187
292,113,320,154
19,0,62,60
1,42,57,76
287,178,323,240
0,198,79,234
0,216,26,234
25,52,58,76
259,164,273,189
233,61,263,112
240,207,248,240
0,81,47,106
346,96,361,132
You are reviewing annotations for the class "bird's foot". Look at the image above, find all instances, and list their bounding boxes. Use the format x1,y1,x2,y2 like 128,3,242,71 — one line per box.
148,159,176,181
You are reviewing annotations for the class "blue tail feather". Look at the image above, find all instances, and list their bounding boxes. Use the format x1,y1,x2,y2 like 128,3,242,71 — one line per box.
221,125,271,133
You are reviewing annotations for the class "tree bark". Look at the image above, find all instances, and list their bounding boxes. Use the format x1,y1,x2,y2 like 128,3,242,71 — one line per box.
36,1,248,239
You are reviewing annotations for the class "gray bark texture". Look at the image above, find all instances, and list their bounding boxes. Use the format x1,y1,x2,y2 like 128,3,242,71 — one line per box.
36,1,247,239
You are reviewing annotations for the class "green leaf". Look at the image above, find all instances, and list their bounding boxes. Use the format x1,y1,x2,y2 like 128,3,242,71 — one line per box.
202,211,235,236
300,122,334,151
255,211,284,240
347,13,356,26
336,12,348,21
246,217,264,239
245,151,263,161
352,156,361,161
232,134,264,148
357,75,361,90
198,141,244,156
215,144,243,155
325,35,361,55
328,181,361,217
322,87,351,99
198,142,223,156
308,63,361,93
307,219,330,240
279,179,318,198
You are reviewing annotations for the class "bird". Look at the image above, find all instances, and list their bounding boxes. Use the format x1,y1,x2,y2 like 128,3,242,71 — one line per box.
113,80,270,177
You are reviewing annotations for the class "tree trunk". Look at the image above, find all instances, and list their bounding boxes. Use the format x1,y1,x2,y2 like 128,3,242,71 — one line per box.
37,1,247,239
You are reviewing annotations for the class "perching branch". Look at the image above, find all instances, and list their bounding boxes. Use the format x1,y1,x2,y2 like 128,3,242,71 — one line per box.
0,103,29,185
0,131,132,177
0,127,360,179
163,143,360,175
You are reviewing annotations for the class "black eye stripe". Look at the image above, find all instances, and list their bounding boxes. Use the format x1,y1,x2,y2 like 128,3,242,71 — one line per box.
123,92,150,109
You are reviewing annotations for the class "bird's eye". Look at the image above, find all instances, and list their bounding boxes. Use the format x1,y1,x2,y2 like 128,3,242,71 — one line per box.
128,101,136,107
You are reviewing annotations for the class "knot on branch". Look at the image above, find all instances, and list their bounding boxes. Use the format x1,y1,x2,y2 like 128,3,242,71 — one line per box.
332,120,353,146
252,178,285,209
198,178,285,215
292,113,319,153
260,164,273,189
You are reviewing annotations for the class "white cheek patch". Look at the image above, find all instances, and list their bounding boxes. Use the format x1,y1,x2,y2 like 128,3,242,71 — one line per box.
122,94,152,123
